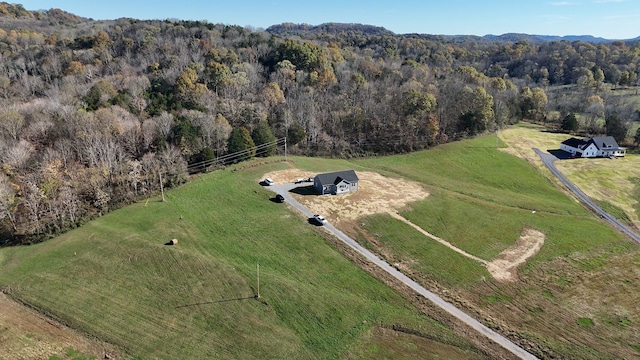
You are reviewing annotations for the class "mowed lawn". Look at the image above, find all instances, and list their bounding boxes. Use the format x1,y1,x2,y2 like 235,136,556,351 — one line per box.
0,162,484,359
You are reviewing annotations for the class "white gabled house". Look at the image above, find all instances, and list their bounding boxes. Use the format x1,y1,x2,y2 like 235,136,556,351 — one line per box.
313,170,359,195
561,136,626,158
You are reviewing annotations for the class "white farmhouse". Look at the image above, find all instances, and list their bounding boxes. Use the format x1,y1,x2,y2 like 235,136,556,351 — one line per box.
560,136,625,158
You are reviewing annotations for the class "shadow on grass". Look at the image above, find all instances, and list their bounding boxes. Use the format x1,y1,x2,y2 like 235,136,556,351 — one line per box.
175,296,256,309
541,128,570,134
290,185,318,196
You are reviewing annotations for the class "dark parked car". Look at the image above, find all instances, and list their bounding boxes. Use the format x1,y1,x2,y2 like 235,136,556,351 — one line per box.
275,194,285,203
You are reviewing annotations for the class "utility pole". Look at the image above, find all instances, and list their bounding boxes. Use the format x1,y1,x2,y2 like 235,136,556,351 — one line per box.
159,172,165,202
284,137,287,163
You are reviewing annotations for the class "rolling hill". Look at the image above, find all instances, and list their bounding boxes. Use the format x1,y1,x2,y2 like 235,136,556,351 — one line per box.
2,128,640,359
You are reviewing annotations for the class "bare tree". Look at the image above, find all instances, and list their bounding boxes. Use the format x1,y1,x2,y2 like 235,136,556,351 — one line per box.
1,139,34,171
152,111,174,141
58,185,81,225
0,174,17,232
21,181,44,235
141,152,161,192
0,110,25,140
213,113,232,155
127,159,144,195
184,110,217,149
141,119,158,151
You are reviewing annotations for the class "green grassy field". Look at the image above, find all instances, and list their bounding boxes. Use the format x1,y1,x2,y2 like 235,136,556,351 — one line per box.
354,135,616,262
2,127,640,359
0,161,485,359
348,132,640,358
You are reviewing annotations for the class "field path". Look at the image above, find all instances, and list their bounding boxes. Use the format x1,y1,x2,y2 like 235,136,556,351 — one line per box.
267,181,538,360
388,211,488,264
389,211,544,282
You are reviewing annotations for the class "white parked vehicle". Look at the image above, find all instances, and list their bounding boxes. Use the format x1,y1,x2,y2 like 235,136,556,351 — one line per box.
313,214,328,225
263,178,274,186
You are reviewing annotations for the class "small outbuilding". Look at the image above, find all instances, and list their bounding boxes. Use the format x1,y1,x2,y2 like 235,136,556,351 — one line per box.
314,170,359,195
560,136,625,158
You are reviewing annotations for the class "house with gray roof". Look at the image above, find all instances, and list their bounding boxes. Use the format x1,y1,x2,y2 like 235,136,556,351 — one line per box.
313,170,359,195
560,136,625,158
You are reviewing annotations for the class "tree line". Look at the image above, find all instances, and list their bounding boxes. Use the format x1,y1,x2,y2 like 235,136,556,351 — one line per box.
0,3,638,243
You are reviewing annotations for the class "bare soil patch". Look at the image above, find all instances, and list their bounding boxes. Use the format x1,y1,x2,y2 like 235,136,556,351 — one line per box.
0,292,120,360
486,228,545,282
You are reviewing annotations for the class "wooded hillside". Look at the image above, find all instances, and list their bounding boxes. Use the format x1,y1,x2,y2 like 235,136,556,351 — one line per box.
0,3,639,243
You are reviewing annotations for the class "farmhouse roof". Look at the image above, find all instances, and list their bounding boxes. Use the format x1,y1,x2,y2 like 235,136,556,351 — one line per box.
315,170,359,185
562,136,624,151
588,136,622,150
561,137,586,148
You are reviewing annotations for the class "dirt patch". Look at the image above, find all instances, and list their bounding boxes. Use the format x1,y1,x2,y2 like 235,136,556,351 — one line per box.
486,228,546,282
0,292,120,360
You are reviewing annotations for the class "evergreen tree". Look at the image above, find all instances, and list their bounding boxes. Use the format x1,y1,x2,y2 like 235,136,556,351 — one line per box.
251,121,276,157
605,114,629,144
287,122,306,146
227,127,255,162
561,112,579,133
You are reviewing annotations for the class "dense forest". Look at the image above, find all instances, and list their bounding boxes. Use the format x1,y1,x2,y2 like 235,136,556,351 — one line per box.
0,3,639,243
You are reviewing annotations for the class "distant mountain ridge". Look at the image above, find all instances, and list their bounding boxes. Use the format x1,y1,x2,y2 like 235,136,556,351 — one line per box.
3,3,638,43
266,22,395,37
0,2,85,24
267,22,640,43
483,33,640,43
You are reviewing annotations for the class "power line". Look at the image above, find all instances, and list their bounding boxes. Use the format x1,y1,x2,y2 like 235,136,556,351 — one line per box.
186,137,286,173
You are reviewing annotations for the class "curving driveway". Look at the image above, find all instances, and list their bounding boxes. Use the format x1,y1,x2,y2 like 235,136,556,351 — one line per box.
534,148,640,243
267,181,538,360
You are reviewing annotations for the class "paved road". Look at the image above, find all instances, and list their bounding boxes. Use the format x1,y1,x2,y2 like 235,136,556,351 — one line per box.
267,181,538,360
533,148,640,243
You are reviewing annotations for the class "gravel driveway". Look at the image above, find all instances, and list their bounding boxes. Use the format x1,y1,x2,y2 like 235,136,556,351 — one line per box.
534,148,640,243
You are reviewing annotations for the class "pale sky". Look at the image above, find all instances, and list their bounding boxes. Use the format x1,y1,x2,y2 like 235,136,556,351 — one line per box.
16,0,640,39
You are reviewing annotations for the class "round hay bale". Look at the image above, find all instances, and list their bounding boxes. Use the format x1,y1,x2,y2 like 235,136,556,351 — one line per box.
169,238,178,245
